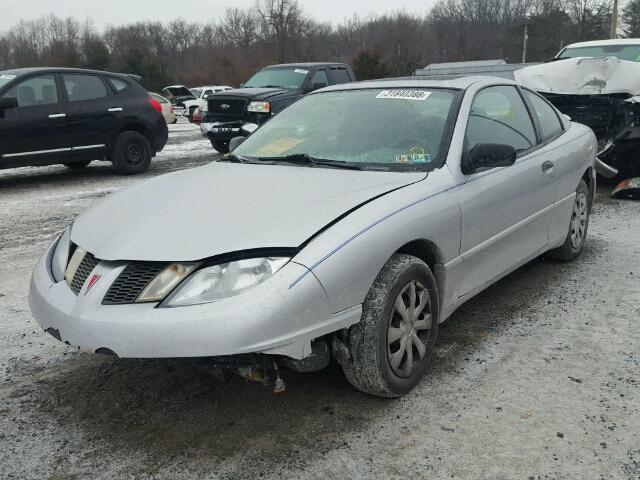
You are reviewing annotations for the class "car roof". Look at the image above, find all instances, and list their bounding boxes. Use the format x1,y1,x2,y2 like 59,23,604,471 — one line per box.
263,62,350,69
564,38,640,49
192,85,232,89
0,67,134,78
163,85,189,89
318,76,512,93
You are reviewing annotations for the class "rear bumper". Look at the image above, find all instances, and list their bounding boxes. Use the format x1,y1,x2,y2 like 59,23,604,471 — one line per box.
150,118,168,153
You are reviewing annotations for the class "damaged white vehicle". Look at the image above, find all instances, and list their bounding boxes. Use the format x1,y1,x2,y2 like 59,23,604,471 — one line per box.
30,77,597,397
516,39,640,181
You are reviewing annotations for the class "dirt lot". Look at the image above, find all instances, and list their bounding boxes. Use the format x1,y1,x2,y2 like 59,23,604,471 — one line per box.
1,122,639,480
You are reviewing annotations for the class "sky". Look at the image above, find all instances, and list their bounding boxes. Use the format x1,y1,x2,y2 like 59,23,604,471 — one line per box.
0,0,438,31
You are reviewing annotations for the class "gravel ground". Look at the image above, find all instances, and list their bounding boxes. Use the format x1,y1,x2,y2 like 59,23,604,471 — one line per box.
0,123,639,479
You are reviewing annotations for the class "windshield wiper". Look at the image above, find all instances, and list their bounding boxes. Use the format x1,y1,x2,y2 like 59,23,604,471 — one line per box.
218,153,265,165
264,153,364,170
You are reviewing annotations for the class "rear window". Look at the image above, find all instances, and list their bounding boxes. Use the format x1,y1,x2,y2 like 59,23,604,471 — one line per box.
108,77,130,92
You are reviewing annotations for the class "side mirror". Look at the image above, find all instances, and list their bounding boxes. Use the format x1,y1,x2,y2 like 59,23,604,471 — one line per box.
0,97,18,110
229,136,246,151
461,143,517,175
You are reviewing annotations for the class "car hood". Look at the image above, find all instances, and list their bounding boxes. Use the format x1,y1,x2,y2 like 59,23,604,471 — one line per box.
515,57,640,96
71,163,427,262
212,87,296,101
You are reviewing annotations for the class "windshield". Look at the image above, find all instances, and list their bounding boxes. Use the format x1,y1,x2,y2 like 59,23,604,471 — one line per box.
234,88,458,171
244,67,309,89
0,73,18,90
190,88,203,98
557,44,640,62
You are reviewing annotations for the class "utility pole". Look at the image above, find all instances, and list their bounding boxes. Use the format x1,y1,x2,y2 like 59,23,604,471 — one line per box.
522,23,528,63
610,0,619,39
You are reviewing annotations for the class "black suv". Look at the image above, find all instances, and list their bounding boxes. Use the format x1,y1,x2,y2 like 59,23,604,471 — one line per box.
0,67,168,174
201,62,355,153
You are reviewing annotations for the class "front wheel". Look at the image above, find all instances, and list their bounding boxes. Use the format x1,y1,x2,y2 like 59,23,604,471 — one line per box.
210,139,230,154
545,179,591,261
111,131,152,175
342,254,439,397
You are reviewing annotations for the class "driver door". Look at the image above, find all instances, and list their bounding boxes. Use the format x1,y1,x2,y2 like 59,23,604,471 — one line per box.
0,74,71,164
455,85,548,297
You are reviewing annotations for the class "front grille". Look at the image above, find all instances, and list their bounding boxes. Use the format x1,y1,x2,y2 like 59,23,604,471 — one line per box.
102,262,168,305
206,97,247,123
70,253,99,295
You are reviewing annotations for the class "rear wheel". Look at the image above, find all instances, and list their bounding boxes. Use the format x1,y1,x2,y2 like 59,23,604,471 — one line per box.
342,254,439,397
111,131,152,175
63,160,91,169
545,179,590,261
210,139,230,154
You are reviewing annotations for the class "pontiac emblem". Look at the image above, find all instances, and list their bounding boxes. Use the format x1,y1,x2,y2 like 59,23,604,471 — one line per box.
84,273,102,295
220,104,230,110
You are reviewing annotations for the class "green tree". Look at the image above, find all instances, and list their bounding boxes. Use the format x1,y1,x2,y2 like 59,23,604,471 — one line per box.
621,0,640,38
351,49,390,80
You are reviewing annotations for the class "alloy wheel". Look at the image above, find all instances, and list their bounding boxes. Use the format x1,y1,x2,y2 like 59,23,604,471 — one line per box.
387,280,432,378
570,192,588,249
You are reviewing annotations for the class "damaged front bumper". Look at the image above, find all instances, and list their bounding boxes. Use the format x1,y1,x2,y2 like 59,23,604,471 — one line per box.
28,241,361,360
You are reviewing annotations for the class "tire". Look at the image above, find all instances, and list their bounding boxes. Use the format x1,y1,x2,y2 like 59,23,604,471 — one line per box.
342,254,439,397
545,179,591,262
111,131,152,175
188,107,197,123
210,139,230,154
63,160,91,169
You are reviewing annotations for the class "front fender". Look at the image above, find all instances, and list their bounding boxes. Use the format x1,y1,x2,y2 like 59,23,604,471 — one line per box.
292,167,461,315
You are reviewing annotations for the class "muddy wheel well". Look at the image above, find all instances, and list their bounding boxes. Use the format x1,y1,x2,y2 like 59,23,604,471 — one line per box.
582,167,595,206
396,239,441,274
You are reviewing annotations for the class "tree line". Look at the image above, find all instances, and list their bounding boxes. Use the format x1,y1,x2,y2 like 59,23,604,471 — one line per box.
0,0,638,91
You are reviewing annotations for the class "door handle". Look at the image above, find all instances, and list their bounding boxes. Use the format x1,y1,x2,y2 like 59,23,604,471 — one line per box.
542,160,554,173
108,107,123,112
48,113,66,119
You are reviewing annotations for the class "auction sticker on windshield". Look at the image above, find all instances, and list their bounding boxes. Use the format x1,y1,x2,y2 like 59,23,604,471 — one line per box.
294,69,309,75
376,90,432,101
0,74,16,80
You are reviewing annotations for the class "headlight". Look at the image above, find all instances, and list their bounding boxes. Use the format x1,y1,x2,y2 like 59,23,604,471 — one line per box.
50,227,71,283
162,257,289,307
136,263,200,303
247,101,270,113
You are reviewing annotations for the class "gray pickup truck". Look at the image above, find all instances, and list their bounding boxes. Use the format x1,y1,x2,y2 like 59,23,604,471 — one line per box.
200,62,356,153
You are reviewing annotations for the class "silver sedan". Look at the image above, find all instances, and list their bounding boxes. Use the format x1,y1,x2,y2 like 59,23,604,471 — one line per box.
29,77,596,397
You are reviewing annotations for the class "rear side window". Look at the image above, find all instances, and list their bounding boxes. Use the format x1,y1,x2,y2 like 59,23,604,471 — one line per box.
330,68,351,84
108,77,130,92
524,90,563,141
465,86,537,153
2,74,58,107
63,74,108,102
